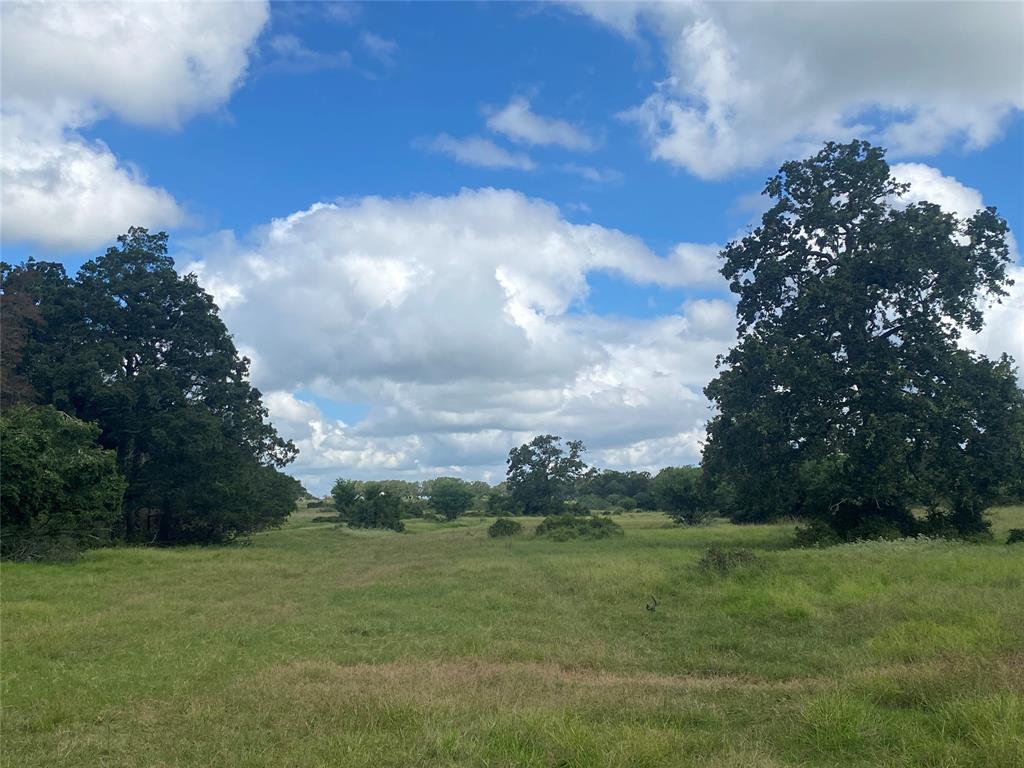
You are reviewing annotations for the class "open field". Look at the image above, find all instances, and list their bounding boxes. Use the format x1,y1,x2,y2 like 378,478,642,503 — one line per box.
2,508,1023,767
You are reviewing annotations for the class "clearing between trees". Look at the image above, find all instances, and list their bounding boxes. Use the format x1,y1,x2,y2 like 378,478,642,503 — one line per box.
2,508,1022,767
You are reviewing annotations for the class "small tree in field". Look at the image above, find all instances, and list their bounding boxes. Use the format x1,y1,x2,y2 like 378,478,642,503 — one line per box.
348,482,404,532
653,466,711,526
427,477,474,521
331,479,361,520
506,435,588,515
703,140,1024,538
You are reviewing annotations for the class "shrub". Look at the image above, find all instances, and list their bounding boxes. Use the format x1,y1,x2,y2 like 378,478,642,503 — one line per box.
1007,529,1024,545
487,518,523,538
653,466,712,525
697,546,758,575
534,514,623,541
347,483,405,532
846,517,903,542
793,520,842,548
1,406,125,561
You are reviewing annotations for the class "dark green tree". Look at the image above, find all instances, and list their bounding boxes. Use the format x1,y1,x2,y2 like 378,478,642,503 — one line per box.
652,466,710,526
506,435,588,515
427,477,475,520
348,482,404,532
1,406,126,560
703,141,1024,537
12,229,300,544
331,479,362,520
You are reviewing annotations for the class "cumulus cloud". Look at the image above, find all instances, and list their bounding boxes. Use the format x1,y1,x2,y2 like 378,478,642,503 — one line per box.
486,96,596,151
181,189,734,487
420,134,537,170
576,2,1023,178
1,115,187,251
0,1,269,250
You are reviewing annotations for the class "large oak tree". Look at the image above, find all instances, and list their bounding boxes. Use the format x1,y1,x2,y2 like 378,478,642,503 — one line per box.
703,141,1024,537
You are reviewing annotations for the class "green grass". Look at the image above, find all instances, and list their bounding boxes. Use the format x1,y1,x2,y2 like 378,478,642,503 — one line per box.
2,508,1023,767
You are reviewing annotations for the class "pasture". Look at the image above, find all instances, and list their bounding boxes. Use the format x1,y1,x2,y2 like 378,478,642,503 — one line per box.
2,508,1022,767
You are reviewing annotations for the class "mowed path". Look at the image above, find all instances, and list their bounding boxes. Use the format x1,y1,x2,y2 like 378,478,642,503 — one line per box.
2,510,1022,767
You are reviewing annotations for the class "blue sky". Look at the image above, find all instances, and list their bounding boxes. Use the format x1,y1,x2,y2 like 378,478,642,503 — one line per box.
3,1,1022,492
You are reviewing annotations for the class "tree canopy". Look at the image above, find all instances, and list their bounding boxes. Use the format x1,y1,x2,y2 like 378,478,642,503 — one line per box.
3,229,301,546
506,435,589,515
703,141,1024,537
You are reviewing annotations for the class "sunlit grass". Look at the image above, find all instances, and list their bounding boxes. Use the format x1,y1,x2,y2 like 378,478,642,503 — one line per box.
2,507,1022,766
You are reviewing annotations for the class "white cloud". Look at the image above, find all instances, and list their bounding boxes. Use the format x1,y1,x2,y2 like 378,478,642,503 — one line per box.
1,115,187,251
576,2,1023,178
890,162,985,220
361,32,398,66
182,189,733,488
0,1,269,250
1,1,269,129
486,96,596,151
421,134,537,170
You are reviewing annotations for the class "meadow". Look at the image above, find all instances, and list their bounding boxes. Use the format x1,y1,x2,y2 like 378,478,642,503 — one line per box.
2,508,1022,767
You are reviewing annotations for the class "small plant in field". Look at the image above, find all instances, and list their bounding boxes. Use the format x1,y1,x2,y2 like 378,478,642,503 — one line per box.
1007,529,1024,545
534,514,623,541
487,518,522,538
697,546,758,575
793,520,842,548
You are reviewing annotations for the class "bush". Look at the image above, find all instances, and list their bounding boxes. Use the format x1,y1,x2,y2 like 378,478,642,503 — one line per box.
1,406,126,561
487,518,523,538
534,514,623,541
1007,529,1024,545
347,483,405,532
697,546,758,575
653,466,711,525
793,519,842,548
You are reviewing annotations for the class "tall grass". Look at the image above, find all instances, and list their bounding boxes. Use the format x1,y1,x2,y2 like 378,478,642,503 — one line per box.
2,508,1022,767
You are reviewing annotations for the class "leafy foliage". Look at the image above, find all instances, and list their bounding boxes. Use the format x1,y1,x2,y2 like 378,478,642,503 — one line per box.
487,518,523,538
347,483,405,532
506,434,589,515
534,513,623,541
703,141,1024,537
1,406,125,560
1007,529,1024,545
331,479,361,520
427,477,475,520
652,466,711,525
6,229,301,544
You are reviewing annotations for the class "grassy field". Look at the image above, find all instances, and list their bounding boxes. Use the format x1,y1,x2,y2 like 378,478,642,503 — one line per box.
2,508,1022,767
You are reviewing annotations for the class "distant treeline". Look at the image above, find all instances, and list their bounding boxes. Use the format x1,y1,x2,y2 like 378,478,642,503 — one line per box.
1,229,303,560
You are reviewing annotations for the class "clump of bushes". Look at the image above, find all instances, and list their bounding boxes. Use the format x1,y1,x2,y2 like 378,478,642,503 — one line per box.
487,518,522,538
697,546,758,575
534,514,623,541
1007,529,1024,545
793,519,842,548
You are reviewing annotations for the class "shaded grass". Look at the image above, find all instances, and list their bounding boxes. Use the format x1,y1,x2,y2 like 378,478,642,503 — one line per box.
2,507,1022,766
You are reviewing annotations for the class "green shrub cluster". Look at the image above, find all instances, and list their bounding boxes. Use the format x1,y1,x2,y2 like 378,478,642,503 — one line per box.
534,514,623,541
487,518,523,538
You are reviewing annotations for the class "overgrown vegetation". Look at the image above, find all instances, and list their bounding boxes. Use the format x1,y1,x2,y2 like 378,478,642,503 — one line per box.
534,513,623,541
0,406,125,560
486,518,522,537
